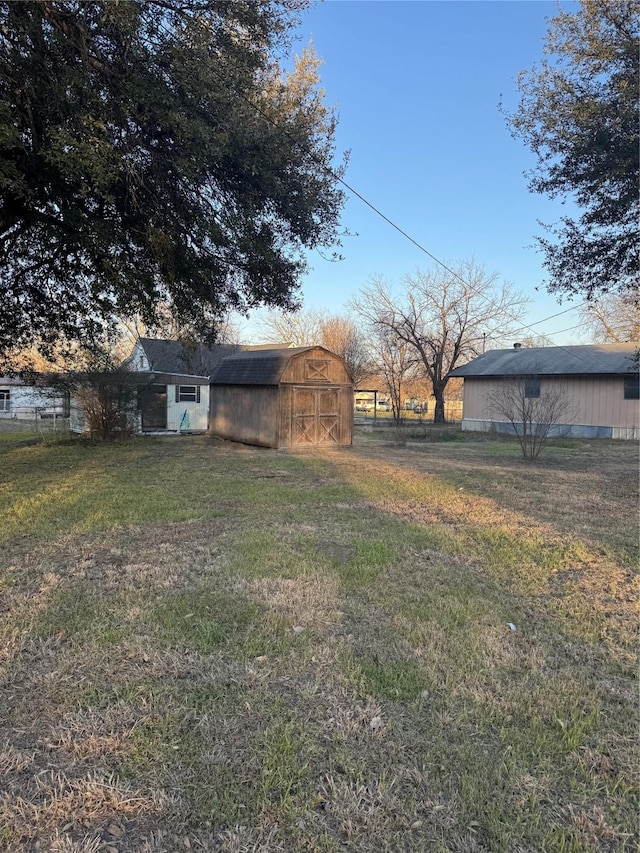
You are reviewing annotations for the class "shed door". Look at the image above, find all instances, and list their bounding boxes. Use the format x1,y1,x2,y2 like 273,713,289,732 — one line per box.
292,387,340,445
139,385,167,430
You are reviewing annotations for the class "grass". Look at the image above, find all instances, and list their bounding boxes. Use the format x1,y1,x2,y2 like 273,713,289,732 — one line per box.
0,428,637,852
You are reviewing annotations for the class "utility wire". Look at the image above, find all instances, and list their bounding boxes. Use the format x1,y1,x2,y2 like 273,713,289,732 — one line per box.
487,302,585,343
154,14,595,361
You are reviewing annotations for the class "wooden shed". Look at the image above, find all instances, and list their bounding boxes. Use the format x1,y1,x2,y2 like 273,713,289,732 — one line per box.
209,346,353,448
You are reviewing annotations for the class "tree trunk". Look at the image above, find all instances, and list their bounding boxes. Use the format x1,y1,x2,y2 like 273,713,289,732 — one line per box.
433,385,446,424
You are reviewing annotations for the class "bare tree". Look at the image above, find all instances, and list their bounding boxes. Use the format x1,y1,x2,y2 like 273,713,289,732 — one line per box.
47,345,142,440
260,308,372,387
352,261,529,423
70,368,139,440
487,377,576,460
118,305,243,351
578,293,640,343
370,327,415,426
258,307,324,347
319,315,372,388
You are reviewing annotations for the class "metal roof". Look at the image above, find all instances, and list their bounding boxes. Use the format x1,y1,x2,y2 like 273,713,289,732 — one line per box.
450,343,639,378
210,347,320,385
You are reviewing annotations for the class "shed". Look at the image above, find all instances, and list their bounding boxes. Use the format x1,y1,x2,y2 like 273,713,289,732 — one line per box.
450,342,639,439
209,346,353,448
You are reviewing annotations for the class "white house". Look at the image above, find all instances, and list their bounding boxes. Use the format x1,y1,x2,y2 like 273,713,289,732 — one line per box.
122,338,241,432
0,375,68,421
68,338,299,436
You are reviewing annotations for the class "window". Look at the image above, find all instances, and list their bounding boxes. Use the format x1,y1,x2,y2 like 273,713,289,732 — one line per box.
524,378,540,399
176,385,201,403
624,375,639,400
0,389,9,412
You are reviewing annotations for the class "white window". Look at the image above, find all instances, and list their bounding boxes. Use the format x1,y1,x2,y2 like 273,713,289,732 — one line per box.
0,389,10,412
176,385,201,403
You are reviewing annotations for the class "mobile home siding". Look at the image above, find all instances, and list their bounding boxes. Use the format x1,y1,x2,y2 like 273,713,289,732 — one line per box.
0,382,68,419
462,376,639,436
167,384,210,431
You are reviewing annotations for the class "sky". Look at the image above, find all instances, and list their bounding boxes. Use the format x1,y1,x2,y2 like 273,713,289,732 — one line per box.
243,0,586,346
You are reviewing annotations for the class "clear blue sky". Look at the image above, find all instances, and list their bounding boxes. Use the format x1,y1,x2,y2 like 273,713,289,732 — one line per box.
245,0,585,346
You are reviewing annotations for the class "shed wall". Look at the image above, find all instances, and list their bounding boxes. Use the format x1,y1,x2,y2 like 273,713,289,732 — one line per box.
279,384,353,447
167,384,210,431
462,376,639,432
210,385,279,447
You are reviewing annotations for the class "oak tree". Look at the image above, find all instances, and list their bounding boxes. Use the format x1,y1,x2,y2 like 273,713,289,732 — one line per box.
0,1,345,357
508,0,639,300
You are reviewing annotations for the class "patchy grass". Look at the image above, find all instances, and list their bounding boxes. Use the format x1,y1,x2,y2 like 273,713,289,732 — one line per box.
0,431,637,852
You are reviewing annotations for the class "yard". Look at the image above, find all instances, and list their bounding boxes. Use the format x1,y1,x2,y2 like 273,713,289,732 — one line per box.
0,428,637,852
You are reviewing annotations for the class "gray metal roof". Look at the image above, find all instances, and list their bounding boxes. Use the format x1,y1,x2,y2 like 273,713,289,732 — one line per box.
450,343,639,378
137,338,240,376
210,347,318,385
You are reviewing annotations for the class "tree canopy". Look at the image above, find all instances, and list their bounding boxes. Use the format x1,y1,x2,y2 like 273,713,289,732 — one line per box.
508,0,639,300
0,1,346,357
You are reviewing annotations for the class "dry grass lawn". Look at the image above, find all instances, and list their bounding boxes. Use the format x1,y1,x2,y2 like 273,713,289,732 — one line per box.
0,427,637,852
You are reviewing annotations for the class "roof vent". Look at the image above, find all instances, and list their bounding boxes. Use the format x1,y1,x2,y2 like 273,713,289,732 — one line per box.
513,342,522,349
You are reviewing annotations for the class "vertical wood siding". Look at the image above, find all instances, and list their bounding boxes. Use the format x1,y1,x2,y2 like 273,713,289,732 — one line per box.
281,348,352,385
210,348,353,448
210,385,279,447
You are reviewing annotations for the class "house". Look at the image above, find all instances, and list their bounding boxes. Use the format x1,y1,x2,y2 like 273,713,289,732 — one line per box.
0,375,69,421
124,337,240,432
450,342,639,440
209,346,353,448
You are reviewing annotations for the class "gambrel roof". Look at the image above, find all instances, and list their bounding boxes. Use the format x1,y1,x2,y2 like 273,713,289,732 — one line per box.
210,347,323,385
450,343,639,378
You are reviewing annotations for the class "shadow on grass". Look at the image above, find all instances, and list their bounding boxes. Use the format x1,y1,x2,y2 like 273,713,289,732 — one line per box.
1,434,637,852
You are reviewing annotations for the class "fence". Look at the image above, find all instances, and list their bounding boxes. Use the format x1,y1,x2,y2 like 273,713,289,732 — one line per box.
0,409,70,434
354,401,463,422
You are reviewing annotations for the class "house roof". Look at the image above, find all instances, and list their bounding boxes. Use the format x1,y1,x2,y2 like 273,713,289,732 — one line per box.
134,371,209,385
136,338,240,376
210,347,321,385
450,343,639,378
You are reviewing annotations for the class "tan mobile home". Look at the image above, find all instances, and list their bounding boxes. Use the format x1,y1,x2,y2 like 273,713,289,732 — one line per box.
450,343,639,440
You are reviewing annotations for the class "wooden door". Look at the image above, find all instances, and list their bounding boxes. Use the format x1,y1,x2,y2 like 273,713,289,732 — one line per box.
292,387,340,445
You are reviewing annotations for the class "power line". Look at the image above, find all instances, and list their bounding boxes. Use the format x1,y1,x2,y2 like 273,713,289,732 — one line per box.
153,14,593,361
488,302,585,342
